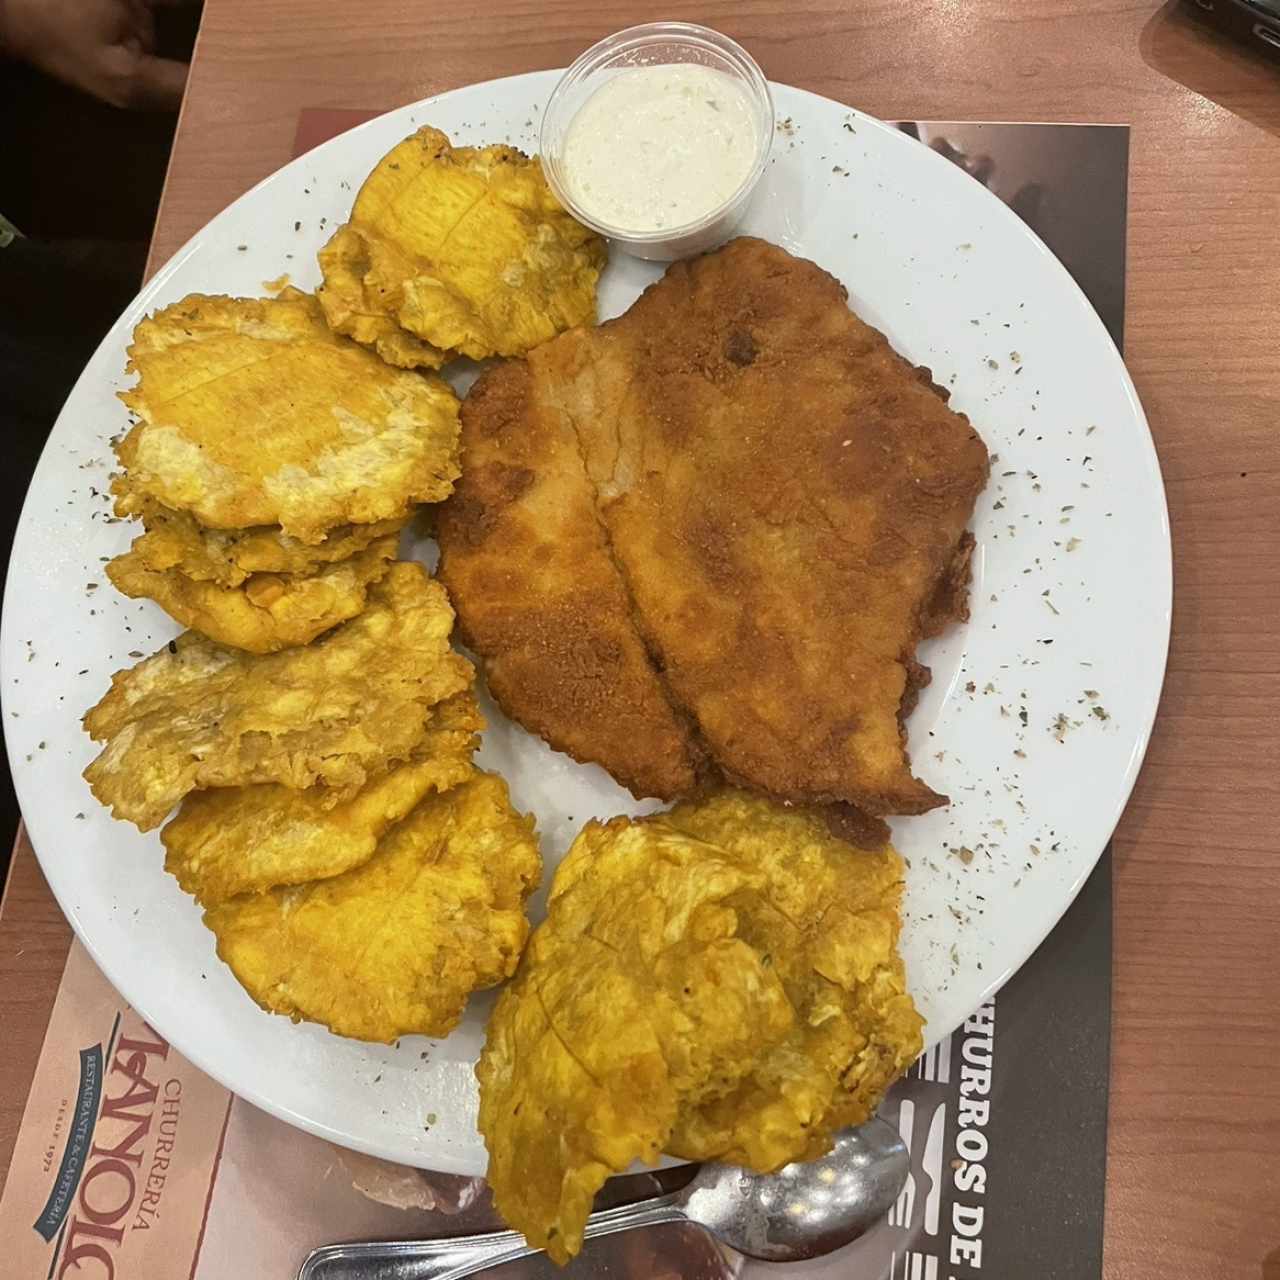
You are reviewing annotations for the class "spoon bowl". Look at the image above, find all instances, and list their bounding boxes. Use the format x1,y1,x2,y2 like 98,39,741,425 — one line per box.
679,1120,911,1262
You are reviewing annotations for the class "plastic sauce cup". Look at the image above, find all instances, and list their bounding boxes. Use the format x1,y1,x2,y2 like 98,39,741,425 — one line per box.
540,22,775,262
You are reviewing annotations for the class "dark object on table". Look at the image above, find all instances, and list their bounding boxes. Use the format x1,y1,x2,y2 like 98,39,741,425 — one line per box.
0,5,202,870
1183,0,1280,58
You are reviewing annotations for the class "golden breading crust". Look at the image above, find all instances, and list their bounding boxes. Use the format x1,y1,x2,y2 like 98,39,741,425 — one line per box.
115,290,461,542
438,238,989,814
316,126,606,366
106,532,399,653
476,789,924,1264
163,690,484,905
109,488,406,588
437,362,706,800
83,563,473,830
205,771,541,1043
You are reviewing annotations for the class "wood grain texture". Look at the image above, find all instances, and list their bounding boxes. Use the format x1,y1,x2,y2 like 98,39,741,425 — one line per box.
0,833,72,1199
2,0,1278,1273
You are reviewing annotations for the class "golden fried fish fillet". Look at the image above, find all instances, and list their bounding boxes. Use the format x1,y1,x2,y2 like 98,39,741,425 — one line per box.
476,790,923,1263
205,771,541,1042
106,532,399,653
111,490,406,588
83,563,472,830
438,238,989,814
316,126,606,367
116,290,461,542
163,690,483,905
436,362,705,800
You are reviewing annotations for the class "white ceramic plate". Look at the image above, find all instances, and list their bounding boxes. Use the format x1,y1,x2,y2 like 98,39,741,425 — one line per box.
1,73,1170,1175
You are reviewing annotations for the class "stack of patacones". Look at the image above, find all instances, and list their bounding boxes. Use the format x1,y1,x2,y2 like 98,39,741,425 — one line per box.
84,127,607,1041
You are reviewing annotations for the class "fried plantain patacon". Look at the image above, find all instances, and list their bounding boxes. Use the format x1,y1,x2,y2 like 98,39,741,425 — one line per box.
163,690,484,905
107,532,400,653
115,289,461,542
476,789,923,1263
206,771,541,1042
83,564,472,830
317,127,605,368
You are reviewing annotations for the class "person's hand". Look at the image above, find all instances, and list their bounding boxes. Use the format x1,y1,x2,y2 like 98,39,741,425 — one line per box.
0,0,189,110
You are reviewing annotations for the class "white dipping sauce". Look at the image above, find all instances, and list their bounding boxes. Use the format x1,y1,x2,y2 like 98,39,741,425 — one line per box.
561,64,759,232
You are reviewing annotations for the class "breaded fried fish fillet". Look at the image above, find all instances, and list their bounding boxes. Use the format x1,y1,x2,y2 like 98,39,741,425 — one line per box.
437,361,704,800
438,238,989,813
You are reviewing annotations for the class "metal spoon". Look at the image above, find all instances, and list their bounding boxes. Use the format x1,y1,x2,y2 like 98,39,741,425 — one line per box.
298,1117,908,1279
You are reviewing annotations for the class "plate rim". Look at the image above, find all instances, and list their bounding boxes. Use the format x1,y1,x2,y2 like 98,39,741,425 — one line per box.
1,71,1172,1172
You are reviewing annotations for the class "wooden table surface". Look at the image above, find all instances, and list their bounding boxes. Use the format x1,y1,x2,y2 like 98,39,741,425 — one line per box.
4,2,1279,1276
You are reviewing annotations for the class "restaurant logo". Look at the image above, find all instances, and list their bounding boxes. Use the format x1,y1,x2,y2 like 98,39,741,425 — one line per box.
28,1012,177,1279
32,1037,108,1242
